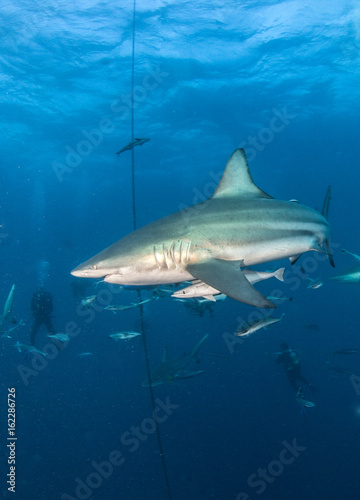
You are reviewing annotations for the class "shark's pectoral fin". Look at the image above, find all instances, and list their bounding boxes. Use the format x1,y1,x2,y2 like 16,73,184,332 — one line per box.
188,259,276,308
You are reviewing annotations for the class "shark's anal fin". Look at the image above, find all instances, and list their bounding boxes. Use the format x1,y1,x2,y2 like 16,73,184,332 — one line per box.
188,259,276,309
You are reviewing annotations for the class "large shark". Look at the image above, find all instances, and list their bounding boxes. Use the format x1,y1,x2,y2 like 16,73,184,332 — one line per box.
71,149,333,308
142,334,208,387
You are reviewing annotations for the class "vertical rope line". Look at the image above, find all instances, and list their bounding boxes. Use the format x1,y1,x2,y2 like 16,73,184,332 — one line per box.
136,296,173,500
130,2,173,499
131,0,136,230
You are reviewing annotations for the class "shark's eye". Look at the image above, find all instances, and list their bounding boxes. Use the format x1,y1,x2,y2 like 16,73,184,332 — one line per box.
92,265,97,270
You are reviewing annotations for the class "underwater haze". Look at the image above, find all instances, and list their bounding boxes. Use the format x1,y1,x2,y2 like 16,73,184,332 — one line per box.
1,1,360,499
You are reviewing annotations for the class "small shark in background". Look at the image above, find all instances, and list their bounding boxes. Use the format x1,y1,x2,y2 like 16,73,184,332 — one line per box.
116,138,150,155
0,284,16,325
48,333,70,343
12,341,47,357
105,297,155,313
330,249,360,283
1,319,25,339
333,348,359,355
142,334,208,387
80,295,97,307
296,388,315,408
235,313,284,337
306,278,324,289
72,148,334,308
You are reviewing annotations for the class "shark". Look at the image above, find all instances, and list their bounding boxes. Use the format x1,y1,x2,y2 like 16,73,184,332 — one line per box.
13,341,47,357
296,388,315,408
1,319,25,339
116,138,150,155
0,284,16,325
235,313,284,337
330,249,360,283
71,148,333,308
142,334,208,387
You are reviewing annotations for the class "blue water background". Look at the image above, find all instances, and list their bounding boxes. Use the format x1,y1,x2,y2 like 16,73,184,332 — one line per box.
1,1,360,499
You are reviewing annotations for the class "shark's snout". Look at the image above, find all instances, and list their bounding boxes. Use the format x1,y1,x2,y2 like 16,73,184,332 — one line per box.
71,263,105,278
70,266,89,277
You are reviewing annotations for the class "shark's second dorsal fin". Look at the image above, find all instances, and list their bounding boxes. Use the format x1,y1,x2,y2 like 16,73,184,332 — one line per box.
211,149,272,200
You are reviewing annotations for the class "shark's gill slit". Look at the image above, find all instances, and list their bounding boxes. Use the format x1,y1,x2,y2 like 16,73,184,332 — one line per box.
179,239,183,264
153,245,162,269
186,240,191,262
162,243,169,269
170,241,176,267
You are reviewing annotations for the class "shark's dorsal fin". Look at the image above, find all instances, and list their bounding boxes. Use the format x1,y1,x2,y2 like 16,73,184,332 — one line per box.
211,149,272,200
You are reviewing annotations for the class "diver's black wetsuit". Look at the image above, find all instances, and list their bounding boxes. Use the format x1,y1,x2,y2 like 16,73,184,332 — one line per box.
277,343,310,391
30,290,56,345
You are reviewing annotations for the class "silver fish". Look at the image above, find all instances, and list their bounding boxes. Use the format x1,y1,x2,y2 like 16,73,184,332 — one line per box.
48,333,70,342
172,267,285,302
13,341,46,357
235,313,284,337
80,295,97,307
307,278,324,289
109,331,141,340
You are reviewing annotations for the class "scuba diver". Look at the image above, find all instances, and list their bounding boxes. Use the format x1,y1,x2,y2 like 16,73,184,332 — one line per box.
30,289,56,345
276,342,313,391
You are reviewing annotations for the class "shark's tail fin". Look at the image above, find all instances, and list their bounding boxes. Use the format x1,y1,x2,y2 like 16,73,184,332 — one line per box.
190,333,209,360
321,185,335,268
